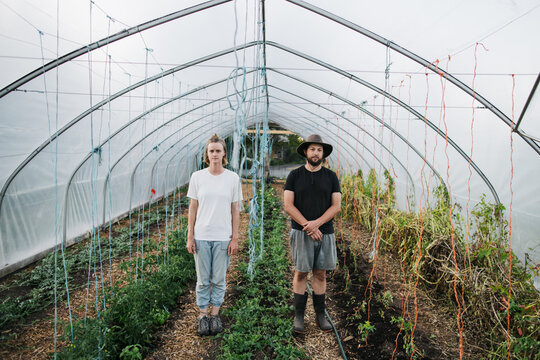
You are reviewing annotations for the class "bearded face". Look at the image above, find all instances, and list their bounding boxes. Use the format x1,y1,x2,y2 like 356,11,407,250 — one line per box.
305,144,324,166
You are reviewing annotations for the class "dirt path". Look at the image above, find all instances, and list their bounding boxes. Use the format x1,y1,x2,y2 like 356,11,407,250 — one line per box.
146,184,251,359
272,181,343,359
146,210,250,359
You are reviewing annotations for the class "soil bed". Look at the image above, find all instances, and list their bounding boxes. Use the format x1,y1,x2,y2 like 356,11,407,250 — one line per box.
329,222,474,360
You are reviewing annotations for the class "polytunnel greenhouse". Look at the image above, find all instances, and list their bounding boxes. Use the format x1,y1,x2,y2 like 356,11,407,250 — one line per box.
0,0,539,359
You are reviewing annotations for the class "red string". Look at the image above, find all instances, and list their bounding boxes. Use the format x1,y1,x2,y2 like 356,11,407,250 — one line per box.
438,55,465,359
393,74,413,359
410,69,430,360
365,95,381,322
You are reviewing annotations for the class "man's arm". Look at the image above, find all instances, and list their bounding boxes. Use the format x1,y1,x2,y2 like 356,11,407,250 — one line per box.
283,190,308,226
302,192,342,233
186,198,198,254
229,201,240,255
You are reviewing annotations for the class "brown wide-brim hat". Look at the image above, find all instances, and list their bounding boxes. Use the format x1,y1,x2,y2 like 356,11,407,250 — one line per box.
296,134,333,158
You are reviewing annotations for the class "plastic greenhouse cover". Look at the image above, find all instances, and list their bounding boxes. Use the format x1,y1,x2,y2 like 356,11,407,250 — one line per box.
0,0,539,286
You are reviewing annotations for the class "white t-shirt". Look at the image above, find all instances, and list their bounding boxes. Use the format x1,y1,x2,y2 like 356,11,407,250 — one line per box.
187,168,243,241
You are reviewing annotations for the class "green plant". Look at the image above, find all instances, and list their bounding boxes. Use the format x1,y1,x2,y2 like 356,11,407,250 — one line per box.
358,320,375,342
390,316,423,358
55,218,196,359
219,186,306,359
347,300,367,322
339,170,540,359
378,290,393,309
120,344,142,360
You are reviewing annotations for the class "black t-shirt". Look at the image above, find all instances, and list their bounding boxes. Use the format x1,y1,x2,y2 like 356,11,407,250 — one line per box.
284,166,341,234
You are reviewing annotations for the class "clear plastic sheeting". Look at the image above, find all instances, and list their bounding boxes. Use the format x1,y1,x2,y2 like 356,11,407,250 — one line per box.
0,0,539,285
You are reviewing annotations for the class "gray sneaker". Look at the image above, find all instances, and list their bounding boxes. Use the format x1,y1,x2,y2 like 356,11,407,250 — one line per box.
197,315,210,336
209,315,223,335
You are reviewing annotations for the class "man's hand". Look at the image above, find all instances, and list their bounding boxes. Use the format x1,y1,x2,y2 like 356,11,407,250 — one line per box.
186,235,196,254
302,220,320,235
308,229,323,241
228,238,239,256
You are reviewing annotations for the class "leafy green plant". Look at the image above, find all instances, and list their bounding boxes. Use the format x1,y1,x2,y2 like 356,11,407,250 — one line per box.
377,290,393,309
120,344,142,360
219,186,306,360
339,170,540,359
358,320,375,342
55,220,196,359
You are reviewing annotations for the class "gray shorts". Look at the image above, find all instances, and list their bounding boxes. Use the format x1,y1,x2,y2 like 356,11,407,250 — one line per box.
289,229,337,272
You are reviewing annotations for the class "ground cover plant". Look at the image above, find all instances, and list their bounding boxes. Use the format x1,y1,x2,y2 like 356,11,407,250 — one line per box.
339,169,540,359
219,186,306,359
0,192,189,336
55,225,195,359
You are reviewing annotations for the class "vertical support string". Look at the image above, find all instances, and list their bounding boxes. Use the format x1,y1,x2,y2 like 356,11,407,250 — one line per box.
506,74,515,360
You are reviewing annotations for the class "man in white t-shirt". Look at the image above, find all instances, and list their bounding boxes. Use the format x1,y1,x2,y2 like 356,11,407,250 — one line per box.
186,134,242,337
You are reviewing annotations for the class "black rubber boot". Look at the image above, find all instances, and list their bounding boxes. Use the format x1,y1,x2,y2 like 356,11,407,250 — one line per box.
293,292,308,333
312,293,332,332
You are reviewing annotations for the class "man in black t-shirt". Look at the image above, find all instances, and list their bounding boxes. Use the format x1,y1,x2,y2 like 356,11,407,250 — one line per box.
284,134,341,334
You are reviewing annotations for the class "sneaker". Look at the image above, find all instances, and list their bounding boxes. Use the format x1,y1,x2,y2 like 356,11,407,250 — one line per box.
209,315,223,335
197,315,210,336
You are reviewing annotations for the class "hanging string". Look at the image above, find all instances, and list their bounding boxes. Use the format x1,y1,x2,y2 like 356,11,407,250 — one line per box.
93,14,114,314
83,3,105,357
135,46,153,283
84,0,95,323
436,55,465,359
106,53,114,293
506,74,515,360
405,75,412,211
393,73,413,360
409,68,430,360
426,59,441,198
38,20,73,356
126,72,134,260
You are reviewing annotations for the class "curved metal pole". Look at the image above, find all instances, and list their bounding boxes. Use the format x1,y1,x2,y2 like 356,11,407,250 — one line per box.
58,72,258,230
267,69,442,192
264,42,500,205
0,0,233,98
268,99,399,187
62,102,229,243
132,121,238,215
151,122,236,189
269,114,362,173
286,0,540,156
6,38,499,229
268,86,420,193
102,106,233,224
100,87,263,222
515,72,540,131
0,40,260,216
129,118,232,215
268,110,365,171
100,68,257,165
160,111,365,195
269,104,417,202
100,87,264,222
